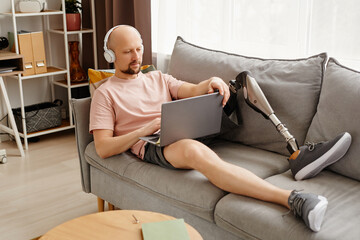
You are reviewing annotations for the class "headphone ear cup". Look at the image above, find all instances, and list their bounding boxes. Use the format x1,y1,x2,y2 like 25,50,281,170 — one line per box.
104,49,116,63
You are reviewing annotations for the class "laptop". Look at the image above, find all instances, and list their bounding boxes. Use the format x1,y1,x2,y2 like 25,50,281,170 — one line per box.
139,92,223,147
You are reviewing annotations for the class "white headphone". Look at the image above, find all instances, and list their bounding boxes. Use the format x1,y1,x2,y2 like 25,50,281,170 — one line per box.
103,25,144,63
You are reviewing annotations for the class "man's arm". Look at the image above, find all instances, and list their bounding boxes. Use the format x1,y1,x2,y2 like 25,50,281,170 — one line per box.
177,77,230,106
93,118,160,158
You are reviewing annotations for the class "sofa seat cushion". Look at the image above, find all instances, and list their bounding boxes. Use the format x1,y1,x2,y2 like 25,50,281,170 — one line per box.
211,139,289,179
85,140,289,222
214,170,360,240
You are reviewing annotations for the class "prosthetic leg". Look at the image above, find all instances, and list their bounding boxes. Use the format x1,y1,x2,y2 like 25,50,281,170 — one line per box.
230,71,299,154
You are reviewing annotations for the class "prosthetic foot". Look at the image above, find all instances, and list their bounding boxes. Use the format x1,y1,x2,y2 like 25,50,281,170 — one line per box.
234,71,299,154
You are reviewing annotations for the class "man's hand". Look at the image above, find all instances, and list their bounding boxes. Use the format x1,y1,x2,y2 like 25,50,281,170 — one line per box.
139,118,161,136
208,77,230,107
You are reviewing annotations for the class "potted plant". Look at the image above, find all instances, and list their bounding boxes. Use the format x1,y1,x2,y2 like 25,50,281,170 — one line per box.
64,0,82,31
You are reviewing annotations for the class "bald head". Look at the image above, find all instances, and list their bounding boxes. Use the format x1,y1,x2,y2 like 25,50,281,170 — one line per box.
105,25,144,79
107,25,142,52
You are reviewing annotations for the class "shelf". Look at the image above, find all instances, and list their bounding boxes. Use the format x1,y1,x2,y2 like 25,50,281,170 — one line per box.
3,0,97,150
0,51,24,76
49,28,95,35
18,119,73,138
0,10,63,17
54,79,89,89
8,66,67,80
0,70,23,77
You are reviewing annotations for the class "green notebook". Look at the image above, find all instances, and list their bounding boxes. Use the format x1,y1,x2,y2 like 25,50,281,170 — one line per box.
142,218,191,240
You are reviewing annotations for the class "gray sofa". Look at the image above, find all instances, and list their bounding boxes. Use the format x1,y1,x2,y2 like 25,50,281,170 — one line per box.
71,37,360,240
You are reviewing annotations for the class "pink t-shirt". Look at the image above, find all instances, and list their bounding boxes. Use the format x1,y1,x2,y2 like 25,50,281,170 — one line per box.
89,71,185,159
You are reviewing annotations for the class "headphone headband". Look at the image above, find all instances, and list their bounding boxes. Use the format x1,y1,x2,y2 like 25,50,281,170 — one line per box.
103,25,120,52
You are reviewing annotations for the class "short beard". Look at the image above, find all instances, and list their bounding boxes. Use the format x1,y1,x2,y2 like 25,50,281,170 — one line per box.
121,61,141,75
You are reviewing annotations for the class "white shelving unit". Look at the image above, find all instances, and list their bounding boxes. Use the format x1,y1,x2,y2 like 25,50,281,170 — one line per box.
1,0,97,149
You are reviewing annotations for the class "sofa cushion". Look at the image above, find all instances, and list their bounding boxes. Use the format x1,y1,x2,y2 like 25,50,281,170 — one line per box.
84,140,289,222
305,58,360,181
168,36,327,156
215,170,360,239
210,140,289,179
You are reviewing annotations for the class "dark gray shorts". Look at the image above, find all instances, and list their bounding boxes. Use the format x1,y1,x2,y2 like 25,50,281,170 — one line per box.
142,134,223,170
142,111,240,170
143,143,177,170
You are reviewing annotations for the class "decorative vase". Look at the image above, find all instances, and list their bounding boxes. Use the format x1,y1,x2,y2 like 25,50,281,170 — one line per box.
66,13,81,31
68,41,87,83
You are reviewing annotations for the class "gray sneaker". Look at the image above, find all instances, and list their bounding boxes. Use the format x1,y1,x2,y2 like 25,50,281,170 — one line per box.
289,132,352,181
288,190,328,232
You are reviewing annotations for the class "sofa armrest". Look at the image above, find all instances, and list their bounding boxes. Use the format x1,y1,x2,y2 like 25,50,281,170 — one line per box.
71,97,93,193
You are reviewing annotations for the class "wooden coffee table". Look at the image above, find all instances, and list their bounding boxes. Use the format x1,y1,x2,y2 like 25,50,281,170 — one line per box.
40,210,203,240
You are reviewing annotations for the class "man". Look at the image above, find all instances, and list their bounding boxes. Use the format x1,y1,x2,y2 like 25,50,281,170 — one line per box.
90,25,351,232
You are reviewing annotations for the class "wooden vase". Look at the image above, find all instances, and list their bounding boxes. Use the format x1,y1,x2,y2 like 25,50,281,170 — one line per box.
68,41,87,83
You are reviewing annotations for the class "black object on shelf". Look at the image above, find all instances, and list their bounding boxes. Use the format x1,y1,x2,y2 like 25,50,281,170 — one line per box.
0,37,9,50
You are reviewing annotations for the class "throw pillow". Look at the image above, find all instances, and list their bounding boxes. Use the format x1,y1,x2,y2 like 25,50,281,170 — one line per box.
305,58,360,181
88,68,115,96
168,36,327,156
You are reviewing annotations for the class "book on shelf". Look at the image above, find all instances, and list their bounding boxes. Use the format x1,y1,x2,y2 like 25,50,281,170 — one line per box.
0,66,16,73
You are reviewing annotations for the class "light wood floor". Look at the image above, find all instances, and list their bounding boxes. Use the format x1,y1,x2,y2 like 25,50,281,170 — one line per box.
0,130,98,240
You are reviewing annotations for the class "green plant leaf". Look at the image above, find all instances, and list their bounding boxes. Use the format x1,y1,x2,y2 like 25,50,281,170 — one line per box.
64,0,82,13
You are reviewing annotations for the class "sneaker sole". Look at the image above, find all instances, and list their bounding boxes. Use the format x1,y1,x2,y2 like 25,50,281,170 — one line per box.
295,132,352,181
308,196,328,232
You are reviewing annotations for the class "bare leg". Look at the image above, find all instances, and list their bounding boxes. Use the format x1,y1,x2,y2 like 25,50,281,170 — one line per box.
164,139,291,208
